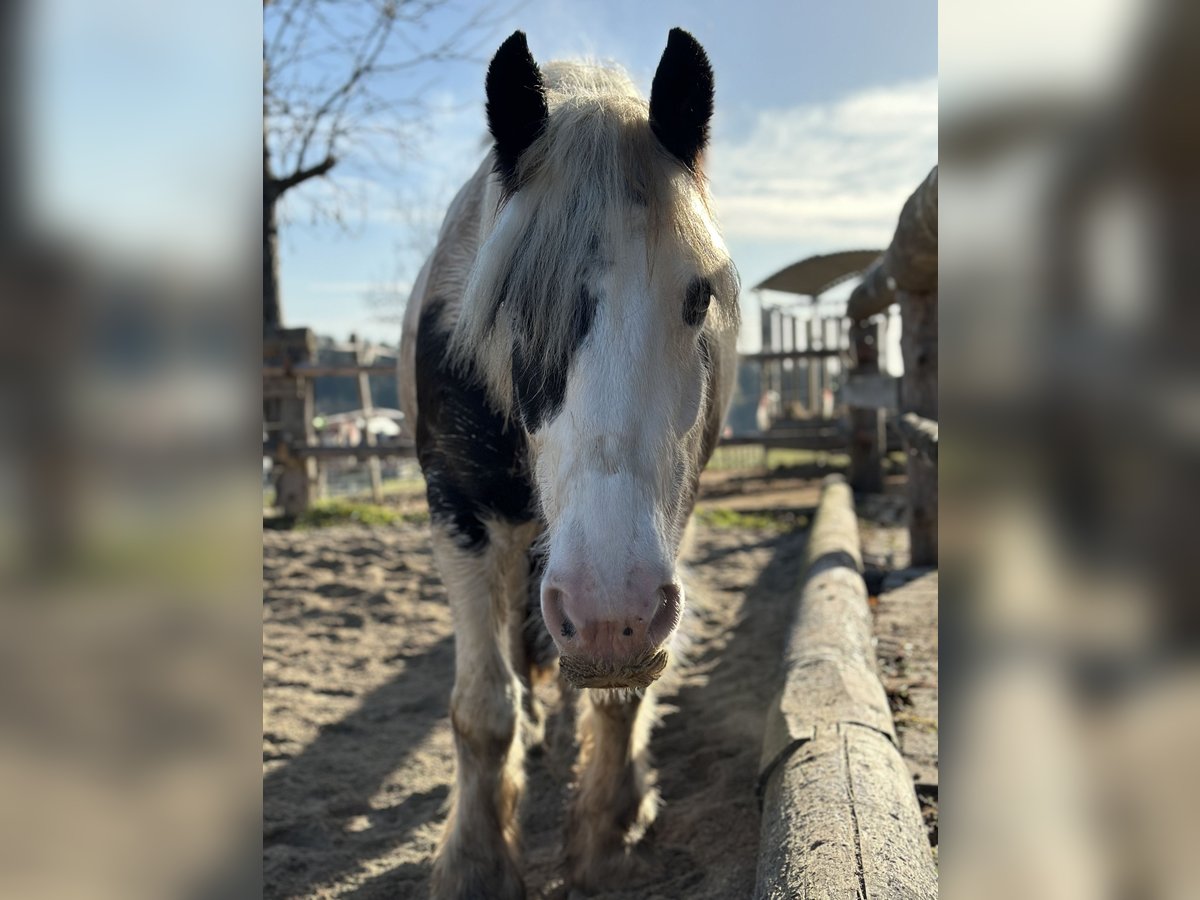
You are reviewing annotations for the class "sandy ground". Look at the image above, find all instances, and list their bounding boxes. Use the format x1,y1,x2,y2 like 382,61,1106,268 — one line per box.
263,473,937,898
855,489,940,852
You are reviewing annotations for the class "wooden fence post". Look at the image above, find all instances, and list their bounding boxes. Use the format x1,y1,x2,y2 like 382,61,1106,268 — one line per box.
760,298,773,399
807,315,820,417
848,318,886,494
891,168,939,565
844,166,939,561
353,336,385,505
264,327,317,517
900,289,937,564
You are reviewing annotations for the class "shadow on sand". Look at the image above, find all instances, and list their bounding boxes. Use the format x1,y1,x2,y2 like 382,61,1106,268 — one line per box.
262,633,455,900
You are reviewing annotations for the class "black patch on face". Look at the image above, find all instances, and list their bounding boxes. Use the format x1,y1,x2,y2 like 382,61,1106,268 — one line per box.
486,32,549,194
684,278,713,328
414,300,536,551
510,282,600,431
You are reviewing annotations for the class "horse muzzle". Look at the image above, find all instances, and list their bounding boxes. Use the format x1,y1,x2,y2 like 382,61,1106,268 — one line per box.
557,647,670,690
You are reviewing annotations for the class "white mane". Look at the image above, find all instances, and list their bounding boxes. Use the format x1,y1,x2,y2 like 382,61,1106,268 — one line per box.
449,60,739,414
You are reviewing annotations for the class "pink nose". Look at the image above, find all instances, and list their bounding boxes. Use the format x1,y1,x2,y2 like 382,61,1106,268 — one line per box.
540,575,683,664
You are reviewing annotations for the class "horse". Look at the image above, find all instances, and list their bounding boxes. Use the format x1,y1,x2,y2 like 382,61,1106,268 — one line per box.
398,28,739,898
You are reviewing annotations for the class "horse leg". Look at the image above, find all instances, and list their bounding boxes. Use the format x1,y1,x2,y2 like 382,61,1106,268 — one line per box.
430,524,534,900
565,687,659,890
512,544,553,753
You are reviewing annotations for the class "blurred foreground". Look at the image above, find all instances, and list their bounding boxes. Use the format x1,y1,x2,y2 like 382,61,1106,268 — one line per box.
0,1,261,898
942,0,1200,896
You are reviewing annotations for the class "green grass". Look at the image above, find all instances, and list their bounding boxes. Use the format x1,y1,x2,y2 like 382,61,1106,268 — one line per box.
706,446,850,472
295,499,430,529
893,710,939,731
696,506,810,532
378,476,427,497
767,448,849,469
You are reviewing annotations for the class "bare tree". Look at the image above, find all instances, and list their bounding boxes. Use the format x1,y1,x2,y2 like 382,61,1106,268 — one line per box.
263,0,498,330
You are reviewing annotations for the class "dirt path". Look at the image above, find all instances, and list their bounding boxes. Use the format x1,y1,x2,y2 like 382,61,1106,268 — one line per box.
264,511,808,899
263,475,937,897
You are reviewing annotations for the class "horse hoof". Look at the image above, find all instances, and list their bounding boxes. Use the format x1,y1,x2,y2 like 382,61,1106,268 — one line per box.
431,852,526,900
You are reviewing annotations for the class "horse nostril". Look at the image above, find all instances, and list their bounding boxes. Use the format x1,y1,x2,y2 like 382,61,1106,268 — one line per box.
623,627,633,637
648,582,684,646
542,585,576,643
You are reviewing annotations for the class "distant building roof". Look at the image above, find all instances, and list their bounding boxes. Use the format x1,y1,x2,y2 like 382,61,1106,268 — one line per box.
754,249,884,297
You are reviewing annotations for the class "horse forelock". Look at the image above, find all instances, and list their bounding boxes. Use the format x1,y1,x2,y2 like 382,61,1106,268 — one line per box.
449,61,739,425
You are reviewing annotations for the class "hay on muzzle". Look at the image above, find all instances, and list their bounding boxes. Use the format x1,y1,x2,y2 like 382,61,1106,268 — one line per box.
558,648,669,690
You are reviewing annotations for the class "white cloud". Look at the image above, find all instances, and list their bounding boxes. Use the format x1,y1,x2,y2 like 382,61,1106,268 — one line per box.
709,79,938,252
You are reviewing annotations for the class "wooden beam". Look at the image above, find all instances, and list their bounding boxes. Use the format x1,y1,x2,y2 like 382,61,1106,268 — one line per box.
846,166,938,323
897,412,938,465
843,165,940,561
740,349,843,363
262,363,397,379
845,256,889,323
264,328,318,517
354,338,385,504
900,289,938,565
269,442,416,460
755,477,936,899
842,372,899,412
847,319,885,493
887,166,939,294
807,317,821,416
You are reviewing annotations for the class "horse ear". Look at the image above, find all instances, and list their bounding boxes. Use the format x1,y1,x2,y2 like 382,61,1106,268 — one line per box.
649,28,714,170
486,31,549,188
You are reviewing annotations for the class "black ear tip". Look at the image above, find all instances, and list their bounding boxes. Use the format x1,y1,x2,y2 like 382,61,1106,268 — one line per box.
500,30,528,51
666,28,708,61
487,31,540,99
491,31,530,67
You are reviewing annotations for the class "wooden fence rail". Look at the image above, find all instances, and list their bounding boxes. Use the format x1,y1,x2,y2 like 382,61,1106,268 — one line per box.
897,412,938,466
755,477,937,898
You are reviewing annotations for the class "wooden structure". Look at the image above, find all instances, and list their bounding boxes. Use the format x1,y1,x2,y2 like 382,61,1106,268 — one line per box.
845,166,939,565
264,327,319,517
846,318,888,493
752,250,884,425
756,476,937,898
264,329,413,516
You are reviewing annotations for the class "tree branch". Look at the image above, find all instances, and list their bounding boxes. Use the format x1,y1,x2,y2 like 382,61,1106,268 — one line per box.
268,154,337,198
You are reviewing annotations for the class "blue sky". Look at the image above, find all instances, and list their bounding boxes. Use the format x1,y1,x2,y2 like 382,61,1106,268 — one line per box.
274,0,936,348
26,0,934,351
273,0,937,347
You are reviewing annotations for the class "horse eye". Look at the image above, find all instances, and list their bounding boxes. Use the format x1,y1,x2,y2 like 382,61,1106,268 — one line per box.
683,279,712,327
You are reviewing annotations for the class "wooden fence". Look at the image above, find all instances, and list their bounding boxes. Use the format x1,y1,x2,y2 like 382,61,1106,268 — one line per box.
754,302,850,421
264,328,414,517
756,476,937,897
844,166,939,565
